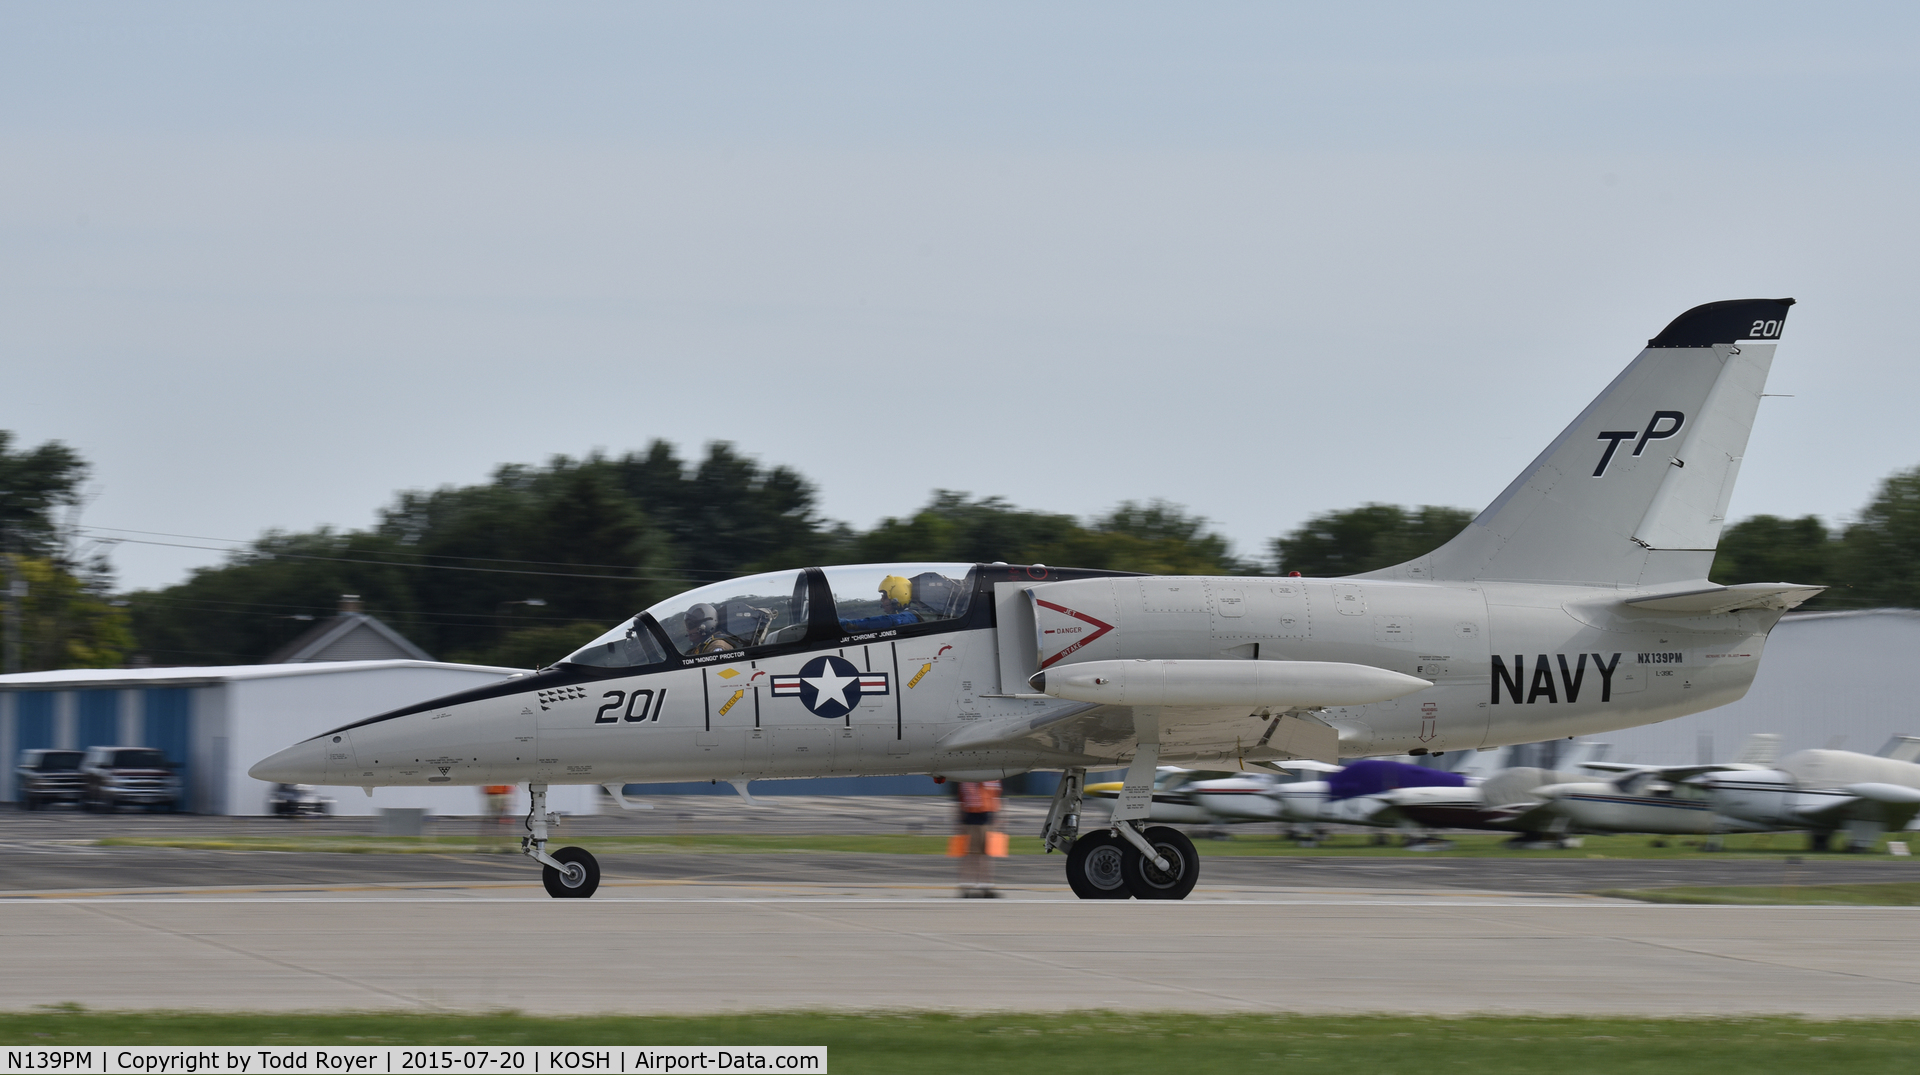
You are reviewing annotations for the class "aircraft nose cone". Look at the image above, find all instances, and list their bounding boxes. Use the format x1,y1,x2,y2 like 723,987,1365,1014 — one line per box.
249,737,331,784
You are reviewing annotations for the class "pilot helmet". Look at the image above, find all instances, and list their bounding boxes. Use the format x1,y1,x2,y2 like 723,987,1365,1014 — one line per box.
878,575,912,607
684,602,720,635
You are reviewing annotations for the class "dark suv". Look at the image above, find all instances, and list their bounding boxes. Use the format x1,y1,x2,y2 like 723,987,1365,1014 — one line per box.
80,746,182,812
16,749,86,810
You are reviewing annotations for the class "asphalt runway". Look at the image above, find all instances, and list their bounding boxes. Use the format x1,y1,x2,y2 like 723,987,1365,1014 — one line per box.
5,804,1920,1017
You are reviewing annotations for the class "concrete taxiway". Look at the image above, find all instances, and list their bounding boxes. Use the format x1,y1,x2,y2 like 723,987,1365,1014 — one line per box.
7,879,1920,1017
5,806,1920,1017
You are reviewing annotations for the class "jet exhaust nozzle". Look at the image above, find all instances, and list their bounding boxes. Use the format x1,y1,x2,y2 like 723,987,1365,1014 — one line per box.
1027,659,1431,708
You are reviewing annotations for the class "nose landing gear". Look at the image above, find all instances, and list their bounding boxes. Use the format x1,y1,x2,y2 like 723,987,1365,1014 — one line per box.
524,783,601,898
542,845,601,898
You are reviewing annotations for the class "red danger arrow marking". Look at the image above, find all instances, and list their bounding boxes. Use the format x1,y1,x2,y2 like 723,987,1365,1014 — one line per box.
1035,600,1116,668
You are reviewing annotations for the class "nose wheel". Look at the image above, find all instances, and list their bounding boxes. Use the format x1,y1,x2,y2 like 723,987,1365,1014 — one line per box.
541,845,601,898
523,783,603,898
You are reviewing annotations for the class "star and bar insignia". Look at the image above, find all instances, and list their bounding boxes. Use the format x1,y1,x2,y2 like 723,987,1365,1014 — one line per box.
770,655,889,719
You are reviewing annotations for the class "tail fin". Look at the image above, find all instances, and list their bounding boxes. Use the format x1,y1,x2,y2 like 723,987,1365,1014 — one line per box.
1731,733,1782,766
1398,298,1794,586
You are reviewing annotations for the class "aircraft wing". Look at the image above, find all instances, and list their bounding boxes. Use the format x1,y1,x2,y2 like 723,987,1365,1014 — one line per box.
1624,582,1825,615
1793,782,1920,830
1582,762,1764,780
935,702,1340,765
1255,759,1344,773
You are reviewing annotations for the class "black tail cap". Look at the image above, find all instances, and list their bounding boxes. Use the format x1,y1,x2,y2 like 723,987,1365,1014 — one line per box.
1648,297,1795,348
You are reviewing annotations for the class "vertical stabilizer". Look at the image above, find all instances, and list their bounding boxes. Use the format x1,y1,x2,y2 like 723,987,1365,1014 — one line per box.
1411,298,1794,587
1731,733,1782,766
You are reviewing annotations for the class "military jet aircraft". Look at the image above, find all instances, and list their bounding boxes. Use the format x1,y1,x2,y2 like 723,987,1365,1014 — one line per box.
252,297,1813,900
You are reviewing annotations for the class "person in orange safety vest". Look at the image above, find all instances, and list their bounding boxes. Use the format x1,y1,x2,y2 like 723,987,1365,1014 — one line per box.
956,779,1002,898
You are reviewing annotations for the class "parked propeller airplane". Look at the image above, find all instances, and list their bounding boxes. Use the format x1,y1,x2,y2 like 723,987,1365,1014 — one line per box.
253,297,1812,899
1541,736,1920,850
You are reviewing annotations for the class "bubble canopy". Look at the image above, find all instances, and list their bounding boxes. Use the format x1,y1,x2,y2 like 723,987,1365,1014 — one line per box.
560,563,978,669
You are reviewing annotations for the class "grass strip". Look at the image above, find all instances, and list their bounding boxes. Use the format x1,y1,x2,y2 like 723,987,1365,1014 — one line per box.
1599,881,1920,906
4,1010,1920,1073
96,830,1920,860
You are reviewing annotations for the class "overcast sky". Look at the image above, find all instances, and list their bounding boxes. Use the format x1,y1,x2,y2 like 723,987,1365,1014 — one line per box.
4,3,1917,590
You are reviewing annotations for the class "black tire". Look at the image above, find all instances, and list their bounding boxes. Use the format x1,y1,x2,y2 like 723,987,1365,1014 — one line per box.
542,846,601,898
1121,825,1200,901
1065,831,1131,899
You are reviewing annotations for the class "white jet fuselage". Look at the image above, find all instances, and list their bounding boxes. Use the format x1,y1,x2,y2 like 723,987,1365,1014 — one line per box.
253,570,1786,791
254,298,1811,798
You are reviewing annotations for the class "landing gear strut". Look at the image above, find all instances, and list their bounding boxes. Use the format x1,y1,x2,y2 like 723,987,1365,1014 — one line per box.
1041,768,1085,853
1057,718,1204,900
524,783,600,898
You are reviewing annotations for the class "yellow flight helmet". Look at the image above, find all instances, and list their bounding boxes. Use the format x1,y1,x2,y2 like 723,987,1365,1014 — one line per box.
879,575,912,606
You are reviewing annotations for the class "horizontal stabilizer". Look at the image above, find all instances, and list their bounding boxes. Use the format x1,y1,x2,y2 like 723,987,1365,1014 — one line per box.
1626,582,1825,615
1029,659,1431,708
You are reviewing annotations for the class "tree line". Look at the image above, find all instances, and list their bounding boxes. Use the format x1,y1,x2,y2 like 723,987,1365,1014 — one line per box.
3,430,1918,671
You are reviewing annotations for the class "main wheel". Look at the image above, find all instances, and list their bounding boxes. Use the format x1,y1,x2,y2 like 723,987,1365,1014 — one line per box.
1065,831,1131,899
542,845,601,898
1121,825,1199,900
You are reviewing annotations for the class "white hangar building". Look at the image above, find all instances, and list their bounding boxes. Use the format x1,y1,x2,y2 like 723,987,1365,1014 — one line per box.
1587,609,1920,765
0,660,595,816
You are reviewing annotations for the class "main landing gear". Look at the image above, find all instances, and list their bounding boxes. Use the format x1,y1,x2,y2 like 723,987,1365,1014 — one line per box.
1045,766,1202,900
524,783,600,898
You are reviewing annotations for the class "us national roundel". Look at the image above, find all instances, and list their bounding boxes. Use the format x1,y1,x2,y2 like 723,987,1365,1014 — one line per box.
770,655,891,719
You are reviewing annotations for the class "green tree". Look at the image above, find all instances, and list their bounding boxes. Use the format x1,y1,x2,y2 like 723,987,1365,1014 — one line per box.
1837,467,1920,609
471,623,613,671
859,492,1083,564
12,555,133,669
1045,501,1253,575
127,529,423,665
1709,514,1839,593
0,432,128,671
0,431,88,556
608,441,842,576
378,460,678,661
1270,504,1474,577
124,448,1258,666
859,494,1250,575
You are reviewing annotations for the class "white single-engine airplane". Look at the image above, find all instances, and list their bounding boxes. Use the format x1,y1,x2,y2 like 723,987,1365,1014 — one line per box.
254,297,1813,900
